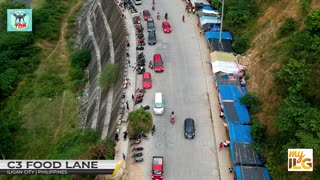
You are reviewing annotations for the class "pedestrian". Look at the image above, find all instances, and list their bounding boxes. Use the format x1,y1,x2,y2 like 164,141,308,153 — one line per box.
223,141,229,147
123,131,128,141
229,168,233,174
197,20,200,27
219,142,223,151
200,30,202,36
123,153,126,160
115,133,119,142
182,15,185,22
185,5,188,12
132,94,135,100
220,111,224,118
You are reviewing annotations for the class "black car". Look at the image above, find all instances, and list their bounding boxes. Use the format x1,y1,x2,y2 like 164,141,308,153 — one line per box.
147,18,156,32
148,31,156,45
184,118,195,139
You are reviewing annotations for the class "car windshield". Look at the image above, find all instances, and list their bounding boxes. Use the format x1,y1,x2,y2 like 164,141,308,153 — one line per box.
163,24,170,28
155,61,162,66
153,170,162,175
155,103,162,108
143,11,150,16
144,78,151,82
148,22,155,28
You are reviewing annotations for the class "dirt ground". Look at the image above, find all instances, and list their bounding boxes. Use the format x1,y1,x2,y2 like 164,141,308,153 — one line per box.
242,0,316,135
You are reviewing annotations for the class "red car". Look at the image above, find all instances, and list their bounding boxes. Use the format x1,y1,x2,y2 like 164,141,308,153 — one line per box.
152,156,163,180
143,10,151,21
142,72,152,89
153,54,164,72
162,21,172,33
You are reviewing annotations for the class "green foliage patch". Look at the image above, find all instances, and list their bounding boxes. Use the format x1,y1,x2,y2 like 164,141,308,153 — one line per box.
128,109,153,136
278,18,298,38
240,92,262,114
99,63,120,90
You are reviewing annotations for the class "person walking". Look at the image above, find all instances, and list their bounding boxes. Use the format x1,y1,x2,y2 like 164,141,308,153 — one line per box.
123,153,126,160
182,15,185,22
219,142,223,151
229,168,233,174
123,131,128,141
132,94,135,100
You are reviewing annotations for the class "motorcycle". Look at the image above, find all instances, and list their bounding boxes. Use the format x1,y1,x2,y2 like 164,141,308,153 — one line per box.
135,93,144,99
157,14,160,20
129,136,140,141
135,97,143,104
137,33,144,38
137,60,146,66
152,5,155,11
134,157,144,163
137,39,145,44
136,46,144,50
132,152,143,158
132,147,144,152
137,52,145,57
140,105,150,110
165,13,168,20
136,88,146,93
137,42,145,46
136,67,145,74
130,140,141,146
139,131,149,140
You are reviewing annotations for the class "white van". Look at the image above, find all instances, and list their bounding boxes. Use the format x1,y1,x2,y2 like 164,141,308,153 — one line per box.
153,93,164,115
133,0,142,5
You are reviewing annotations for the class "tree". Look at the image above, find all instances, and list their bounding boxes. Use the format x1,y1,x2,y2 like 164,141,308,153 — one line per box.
232,33,251,54
305,9,320,34
278,18,298,38
128,109,153,136
250,118,266,149
239,92,262,114
276,59,311,94
70,49,91,69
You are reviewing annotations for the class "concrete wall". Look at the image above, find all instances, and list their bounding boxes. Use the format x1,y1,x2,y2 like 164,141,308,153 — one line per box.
77,0,127,138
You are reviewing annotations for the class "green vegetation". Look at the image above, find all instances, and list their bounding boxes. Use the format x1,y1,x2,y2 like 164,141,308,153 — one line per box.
278,18,298,38
128,109,153,136
210,0,259,54
0,0,106,169
98,63,120,89
250,118,266,151
253,9,320,179
240,92,262,115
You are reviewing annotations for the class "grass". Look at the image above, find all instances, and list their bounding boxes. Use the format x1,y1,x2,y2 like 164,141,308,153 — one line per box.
31,0,45,9
12,0,86,159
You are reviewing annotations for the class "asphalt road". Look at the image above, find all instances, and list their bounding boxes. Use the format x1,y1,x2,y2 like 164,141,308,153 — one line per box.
131,0,219,179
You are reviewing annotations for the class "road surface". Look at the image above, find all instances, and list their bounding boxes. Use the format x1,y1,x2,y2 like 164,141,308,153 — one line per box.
127,0,219,179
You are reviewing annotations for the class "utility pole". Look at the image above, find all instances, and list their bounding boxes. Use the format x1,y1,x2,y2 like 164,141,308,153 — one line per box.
219,0,224,44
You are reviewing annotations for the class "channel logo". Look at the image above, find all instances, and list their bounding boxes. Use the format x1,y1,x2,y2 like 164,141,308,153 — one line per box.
288,149,313,171
7,9,32,32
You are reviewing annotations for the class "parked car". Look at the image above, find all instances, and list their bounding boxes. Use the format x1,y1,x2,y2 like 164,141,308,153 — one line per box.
142,72,152,89
148,31,157,45
153,54,164,72
143,10,151,21
147,18,156,32
184,118,195,139
162,21,172,33
132,13,141,24
152,156,164,180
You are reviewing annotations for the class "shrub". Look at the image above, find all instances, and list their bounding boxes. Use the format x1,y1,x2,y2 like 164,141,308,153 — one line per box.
70,49,91,69
98,63,119,90
305,9,320,35
34,72,66,97
128,109,153,136
251,118,266,148
240,92,262,114
233,32,251,54
69,66,85,81
278,18,298,38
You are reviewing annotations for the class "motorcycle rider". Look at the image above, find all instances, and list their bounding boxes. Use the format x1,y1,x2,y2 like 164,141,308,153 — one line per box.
165,13,168,20
151,125,155,135
170,111,175,123
149,60,153,69
157,12,160,20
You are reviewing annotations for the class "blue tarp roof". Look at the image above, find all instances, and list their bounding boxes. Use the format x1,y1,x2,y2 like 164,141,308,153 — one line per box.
228,122,252,143
230,142,262,166
234,166,271,180
202,5,213,10
205,31,233,40
218,85,251,124
218,85,244,101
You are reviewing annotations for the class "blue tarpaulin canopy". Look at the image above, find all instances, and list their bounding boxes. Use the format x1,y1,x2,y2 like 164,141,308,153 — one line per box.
202,5,214,10
228,122,252,143
234,166,271,180
205,31,233,40
230,142,262,166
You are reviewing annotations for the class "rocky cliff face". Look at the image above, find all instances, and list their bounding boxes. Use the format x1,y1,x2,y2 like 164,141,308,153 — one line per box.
77,0,127,138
